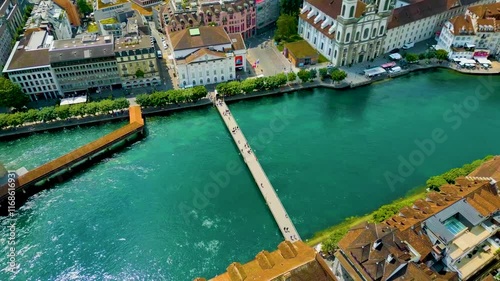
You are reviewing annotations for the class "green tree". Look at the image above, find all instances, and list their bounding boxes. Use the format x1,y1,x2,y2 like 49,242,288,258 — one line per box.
426,51,436,59
69,103,87,117
38,107,56,122
240,79,256,94
442,168,465,184
254,77,265,90
405,53,419,63
216,82,228,96
274,15,298,42
24,109,40,123
77,0,93,15
6,113,24,127
136,94,151,107
287,71,297,82
226,81,242,96
435,49,449,61
297,69,310,83
275,73,288,86
0,114,8,128
135,69,145,78
97,99,115,113
0,77,29,109
280,0,302,16
418,53,426,60
318,68,328,80
309,68,317,79
331,69,347,83
85,102,99,115
54,105,71,119
191,86,208,101
112,98,129,110
426,176,447,191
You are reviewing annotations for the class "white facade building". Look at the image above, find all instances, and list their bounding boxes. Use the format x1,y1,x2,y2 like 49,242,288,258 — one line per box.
298,0,391,66
383,0,494,52
436,2,500,59
2,30,62,100
25,0,73,40
49,34,121,95
169,26,246,87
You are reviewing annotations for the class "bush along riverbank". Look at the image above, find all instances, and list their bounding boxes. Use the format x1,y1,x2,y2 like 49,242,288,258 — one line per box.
310,155,494,252
0,98,130,129
135,86,208,107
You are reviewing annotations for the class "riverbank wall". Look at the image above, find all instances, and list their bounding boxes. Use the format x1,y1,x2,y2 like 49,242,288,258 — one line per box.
0,106,146,214
0,63,497,140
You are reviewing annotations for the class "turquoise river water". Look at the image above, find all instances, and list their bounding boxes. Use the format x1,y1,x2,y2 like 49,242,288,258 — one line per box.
0,69,499,280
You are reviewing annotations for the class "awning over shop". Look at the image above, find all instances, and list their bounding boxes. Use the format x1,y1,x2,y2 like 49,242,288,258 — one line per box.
60,96,87,106
389,53,402,60
363,67,386,77
475,57,491,64
381,61,396,68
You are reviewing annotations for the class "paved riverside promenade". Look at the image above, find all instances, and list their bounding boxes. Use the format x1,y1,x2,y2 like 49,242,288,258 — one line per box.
214,98,301,242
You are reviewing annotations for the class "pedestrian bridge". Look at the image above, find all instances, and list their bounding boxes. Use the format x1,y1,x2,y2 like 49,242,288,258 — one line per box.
214,96,301,242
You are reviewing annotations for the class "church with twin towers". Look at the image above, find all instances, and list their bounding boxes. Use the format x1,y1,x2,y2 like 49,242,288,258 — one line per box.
298,0,392,66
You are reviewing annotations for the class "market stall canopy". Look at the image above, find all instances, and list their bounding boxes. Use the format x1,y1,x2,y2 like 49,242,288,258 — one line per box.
389,53,402,60
60,96,87,106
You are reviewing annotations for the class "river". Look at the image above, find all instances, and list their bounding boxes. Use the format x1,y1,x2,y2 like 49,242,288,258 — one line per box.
0,69,499,280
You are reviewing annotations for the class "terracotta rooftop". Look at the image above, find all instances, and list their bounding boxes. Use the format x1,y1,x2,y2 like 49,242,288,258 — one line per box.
448,14,475,35
228,33,246,51
337,158,500,281
468,2,500,18
305,0,342,20
180,48,226,64
170,26,231,51
388,0,450,29
299,13,335,40
468,156,500,180
203,241,335,281
54,0,81,26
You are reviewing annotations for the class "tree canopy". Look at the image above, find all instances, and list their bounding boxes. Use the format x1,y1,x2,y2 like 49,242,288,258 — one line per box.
280,0,302,16
77,0,93,15
274,15,298,42
0,77,29,109
435,49,449,61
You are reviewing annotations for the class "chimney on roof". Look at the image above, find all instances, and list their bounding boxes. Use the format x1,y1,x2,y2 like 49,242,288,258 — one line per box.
373,239,382,250
386,254,395,263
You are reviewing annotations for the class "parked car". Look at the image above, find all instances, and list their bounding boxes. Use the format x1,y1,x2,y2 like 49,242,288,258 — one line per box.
157,50,162,58
390,48,400,54
402,42,414,49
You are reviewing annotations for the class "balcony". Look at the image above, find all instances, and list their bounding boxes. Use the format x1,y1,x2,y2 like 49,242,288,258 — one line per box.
449,225,492,260
455,241,497,280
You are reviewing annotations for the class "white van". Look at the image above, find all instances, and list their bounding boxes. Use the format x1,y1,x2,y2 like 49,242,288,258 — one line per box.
389,66,402,73
157,50,162,58
402,42,414,49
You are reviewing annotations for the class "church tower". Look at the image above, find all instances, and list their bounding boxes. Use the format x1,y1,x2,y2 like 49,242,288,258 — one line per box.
341,0,358,19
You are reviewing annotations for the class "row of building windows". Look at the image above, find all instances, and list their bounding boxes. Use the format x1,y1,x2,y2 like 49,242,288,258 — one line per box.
181,74,233,85
10,73,53,83
53,61,116,72
23,84,58,93
56,67,118,78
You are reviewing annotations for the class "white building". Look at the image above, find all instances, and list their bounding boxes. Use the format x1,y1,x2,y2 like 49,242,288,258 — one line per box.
49,34,122,95
93,0,133,22
169,26,246,87
2,30,62,100
0,0,24,67
383,0,494,53
25,0,73,40
298,0,391,66
436,3,500,59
